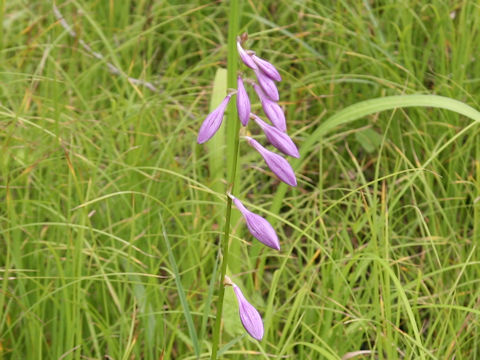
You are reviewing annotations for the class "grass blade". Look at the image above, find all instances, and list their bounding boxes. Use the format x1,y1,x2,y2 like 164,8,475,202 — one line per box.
159,212,200,358
271,95,480,216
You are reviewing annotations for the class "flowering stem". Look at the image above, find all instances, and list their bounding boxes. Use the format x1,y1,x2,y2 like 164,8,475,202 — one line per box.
210,0,240,358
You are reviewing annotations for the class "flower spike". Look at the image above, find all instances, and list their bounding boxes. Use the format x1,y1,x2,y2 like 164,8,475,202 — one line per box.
254,69,279,102
237,41,258,70
246,137,297,187
230,281,264,341
253,83,286,131
252,55,282,82
252,114,299,158
197,94,232,144
230,194,280,250
236,76,251,126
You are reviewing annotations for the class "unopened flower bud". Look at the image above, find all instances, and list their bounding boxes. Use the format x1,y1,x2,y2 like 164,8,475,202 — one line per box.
254,69,279,102
236,76,250,126
237,41,258,70
253,83,286,131
230,195,280,250
252,114,299,158
252,55,282,82
246,137,297,187
231,283,264,341
197,94,232,144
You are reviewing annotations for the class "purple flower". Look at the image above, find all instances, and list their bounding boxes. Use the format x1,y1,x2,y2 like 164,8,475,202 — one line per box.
236,76,250,126
197,94,232,144
254,69,279,102
252,55,282,82
232,283,264,341
252,114,299,158
237,41,257,70
231,195,280,250
253,83,286,132
246,137,297,187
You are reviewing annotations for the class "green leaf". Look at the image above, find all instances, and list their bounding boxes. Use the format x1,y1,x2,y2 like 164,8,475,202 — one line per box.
270,95,480,218
354,127,383,153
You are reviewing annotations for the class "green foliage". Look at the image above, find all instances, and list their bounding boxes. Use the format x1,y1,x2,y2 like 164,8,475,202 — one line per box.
1,0,480,359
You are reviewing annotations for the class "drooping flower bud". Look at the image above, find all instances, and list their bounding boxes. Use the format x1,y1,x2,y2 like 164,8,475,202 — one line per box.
236,76,250,126
197,94,232,144
246,137,297,187
252,55,282,82
252,114,299,158
237,41,258,70
230,195,280,250
253,83,286,132
254,69,279,102
231,282,264,341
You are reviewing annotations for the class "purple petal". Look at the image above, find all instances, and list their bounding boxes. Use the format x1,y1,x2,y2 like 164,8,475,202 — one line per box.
252,55,282,82
236,77,251,126
253,84,286,131
232,283,264,341
237,42,257,70
247,137,297,187
254,69,279,102
197,94,232,144
232,196,280,250
252,114,299,158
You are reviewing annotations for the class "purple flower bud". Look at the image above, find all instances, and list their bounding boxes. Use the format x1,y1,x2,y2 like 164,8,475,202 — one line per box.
246,137,297,187
253,83,286,131
254,69,279,102
231,195,280,250
197,94,232,144
232,283,264,341
236,76,250,126
252,114,299,158
252,55,282,82
237,42,257,70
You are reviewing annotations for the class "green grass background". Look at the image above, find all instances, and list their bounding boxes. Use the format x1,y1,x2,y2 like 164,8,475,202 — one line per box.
1,0,480,359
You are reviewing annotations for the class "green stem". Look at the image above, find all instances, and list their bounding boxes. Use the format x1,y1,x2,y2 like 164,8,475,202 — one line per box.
210,0,240,358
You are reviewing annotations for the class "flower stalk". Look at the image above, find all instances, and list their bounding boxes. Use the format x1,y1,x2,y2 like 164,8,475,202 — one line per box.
210,0,240,358
201,1,298,357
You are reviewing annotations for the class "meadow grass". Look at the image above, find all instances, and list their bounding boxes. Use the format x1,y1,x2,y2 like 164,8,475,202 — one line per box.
1,0,480,359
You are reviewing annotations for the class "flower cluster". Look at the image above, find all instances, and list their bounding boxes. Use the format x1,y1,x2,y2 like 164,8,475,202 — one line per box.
198,35,298,340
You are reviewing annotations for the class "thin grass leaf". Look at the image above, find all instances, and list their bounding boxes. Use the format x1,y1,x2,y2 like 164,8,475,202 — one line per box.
270,95,480,218
159,213,200,358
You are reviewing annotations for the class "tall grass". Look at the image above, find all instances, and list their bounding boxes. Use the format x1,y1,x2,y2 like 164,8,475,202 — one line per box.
1,0,480,359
